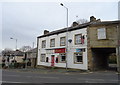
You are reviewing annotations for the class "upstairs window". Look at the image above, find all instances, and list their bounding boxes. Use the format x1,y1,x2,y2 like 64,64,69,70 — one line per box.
75,34,82,45
42,40,46,48
97,28,106,39
60,37,66,46
50,38,55,47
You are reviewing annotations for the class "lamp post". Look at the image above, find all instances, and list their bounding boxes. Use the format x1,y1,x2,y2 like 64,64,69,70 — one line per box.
60,3,68,27
10,37,17,50
10,37,18,68
60,3,68,69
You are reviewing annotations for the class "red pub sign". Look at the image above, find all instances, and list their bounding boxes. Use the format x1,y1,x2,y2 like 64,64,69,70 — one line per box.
54,48,66,53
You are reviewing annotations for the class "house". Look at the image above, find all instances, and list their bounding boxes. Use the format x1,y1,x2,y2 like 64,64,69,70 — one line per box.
2,50,24,63
25,48,37,68
37,16,120,70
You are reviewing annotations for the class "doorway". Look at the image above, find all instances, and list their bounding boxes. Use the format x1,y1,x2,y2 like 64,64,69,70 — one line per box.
51,55,55,66
91,48,117,71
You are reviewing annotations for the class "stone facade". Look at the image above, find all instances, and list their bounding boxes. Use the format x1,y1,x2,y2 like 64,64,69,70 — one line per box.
87,21,120,70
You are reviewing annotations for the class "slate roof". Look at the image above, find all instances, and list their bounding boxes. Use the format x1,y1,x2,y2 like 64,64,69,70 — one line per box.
37,20,120,38
38,22,90,38
25,48,37,53
89,20,120,26
2,50,24,56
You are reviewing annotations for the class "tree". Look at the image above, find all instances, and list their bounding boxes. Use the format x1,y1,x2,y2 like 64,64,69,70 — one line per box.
2,48,13,57
2,48,13,54
76,19,88,24
19,46,32,52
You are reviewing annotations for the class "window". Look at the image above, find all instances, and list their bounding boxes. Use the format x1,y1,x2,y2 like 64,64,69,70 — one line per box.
42,40,46,48
50,38,55,47
75,34,82,45
40,54,46,62
74,53,83,63
60,53,66,63
46,57,49,62
97,28,106,39
60,37,66,46
56,57,58,63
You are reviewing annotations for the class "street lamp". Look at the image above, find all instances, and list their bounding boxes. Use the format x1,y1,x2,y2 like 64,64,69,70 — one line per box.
60,3,69,69
60,3,68,27
10,37,18,68
10,37,17,50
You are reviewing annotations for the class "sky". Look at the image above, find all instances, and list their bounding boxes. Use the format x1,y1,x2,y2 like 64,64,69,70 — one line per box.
0,0,119,51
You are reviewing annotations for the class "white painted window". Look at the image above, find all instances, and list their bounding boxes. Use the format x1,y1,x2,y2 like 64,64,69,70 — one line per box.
97,28,106,39
42,40,46,48
75,34,82,45
60,53,66,62
60,37,66,46
74,53,83,63
40,54,46,62
50,38,55,47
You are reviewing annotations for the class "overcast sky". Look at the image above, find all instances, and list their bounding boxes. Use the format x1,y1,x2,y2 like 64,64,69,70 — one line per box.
0,0,119,50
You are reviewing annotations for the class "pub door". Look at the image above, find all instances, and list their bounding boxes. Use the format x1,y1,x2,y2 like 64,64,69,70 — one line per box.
51,55,55,66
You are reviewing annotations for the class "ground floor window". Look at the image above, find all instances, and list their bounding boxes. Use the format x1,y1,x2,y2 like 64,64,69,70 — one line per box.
40,54,46,62
74,52,83,64
59,53,66,63
46,57,49,62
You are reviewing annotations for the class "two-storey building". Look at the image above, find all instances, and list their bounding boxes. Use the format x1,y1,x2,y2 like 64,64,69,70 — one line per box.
37,22,88,70
37,16,120,70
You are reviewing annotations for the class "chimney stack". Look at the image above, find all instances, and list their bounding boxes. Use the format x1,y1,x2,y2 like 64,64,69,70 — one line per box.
44,30,49,34
90,16,96,22
72,22,79,27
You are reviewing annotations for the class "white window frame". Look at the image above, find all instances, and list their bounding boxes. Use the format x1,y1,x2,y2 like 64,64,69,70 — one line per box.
50,38,55,47
59,53,66,63
74,52,83,64
42,40,46,48
75,34,82,45
40,54,46,62
60,37,66,46
97,28,106,39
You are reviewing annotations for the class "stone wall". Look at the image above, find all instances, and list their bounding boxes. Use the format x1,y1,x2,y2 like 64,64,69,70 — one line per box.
87,23,119,70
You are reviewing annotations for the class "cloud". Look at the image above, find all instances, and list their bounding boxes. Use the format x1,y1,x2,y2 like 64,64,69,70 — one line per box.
2,2,118,49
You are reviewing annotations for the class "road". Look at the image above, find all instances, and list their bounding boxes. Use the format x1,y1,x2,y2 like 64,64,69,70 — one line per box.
1,69,120,85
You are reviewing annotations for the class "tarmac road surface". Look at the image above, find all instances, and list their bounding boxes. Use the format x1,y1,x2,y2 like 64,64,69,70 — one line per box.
1,69,120,85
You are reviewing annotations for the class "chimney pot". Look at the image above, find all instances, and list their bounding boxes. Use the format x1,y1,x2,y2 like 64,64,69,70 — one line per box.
90,16,96,22
44,30,49,34
72,22,79,27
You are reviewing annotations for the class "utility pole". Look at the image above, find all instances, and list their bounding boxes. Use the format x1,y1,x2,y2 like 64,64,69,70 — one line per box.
33,42,34,48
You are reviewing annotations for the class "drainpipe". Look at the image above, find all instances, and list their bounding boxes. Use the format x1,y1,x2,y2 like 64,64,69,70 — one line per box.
116,25,120,73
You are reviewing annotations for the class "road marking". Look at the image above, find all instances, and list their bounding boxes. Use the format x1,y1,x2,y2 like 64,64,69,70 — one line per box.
5,75,21,77
37,76,59,79
78,78,118,82
78,78,104,81
0,81,28,84
4,74,59,79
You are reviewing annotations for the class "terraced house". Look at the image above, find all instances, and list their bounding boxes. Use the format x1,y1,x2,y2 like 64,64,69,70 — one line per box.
37,16,120,71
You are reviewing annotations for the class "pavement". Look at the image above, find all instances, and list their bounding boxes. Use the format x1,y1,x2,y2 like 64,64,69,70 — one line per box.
3,67,89,74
